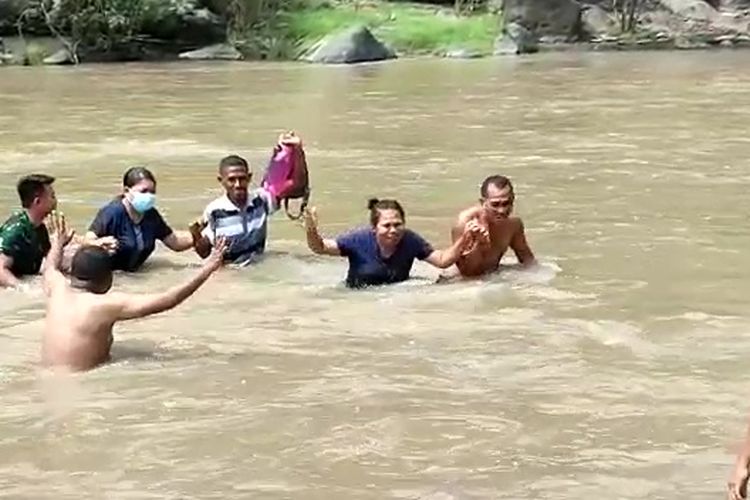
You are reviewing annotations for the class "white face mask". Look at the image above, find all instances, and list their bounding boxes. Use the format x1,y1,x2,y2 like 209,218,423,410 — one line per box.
129,191,156,213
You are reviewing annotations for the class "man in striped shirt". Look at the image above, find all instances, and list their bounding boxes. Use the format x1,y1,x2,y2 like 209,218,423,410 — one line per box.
191,155,280,266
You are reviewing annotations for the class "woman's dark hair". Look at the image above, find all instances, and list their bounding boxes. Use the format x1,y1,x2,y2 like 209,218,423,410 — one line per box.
367,198,405,226
122,167,157,188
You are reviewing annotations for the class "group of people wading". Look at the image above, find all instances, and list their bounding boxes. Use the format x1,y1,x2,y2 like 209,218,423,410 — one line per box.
4,132,750,499
1,133,536,372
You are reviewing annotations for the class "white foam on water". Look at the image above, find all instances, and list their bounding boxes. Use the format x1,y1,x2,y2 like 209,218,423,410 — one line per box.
551,318,665,360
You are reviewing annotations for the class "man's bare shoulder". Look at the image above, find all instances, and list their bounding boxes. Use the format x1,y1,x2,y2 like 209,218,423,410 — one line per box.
68,290,126,315
67,292,128,327
507,215,524,226
502,215,524,231
98,291,131,307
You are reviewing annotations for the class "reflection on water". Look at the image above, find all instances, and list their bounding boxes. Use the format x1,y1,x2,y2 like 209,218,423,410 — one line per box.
1,52,750,498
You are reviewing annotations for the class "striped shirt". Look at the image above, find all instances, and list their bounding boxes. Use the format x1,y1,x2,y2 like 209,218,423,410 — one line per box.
201,189,278,265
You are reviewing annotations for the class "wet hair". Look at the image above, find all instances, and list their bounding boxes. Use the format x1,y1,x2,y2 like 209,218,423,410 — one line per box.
219,155,249,174
480,175,513,198
17,174,55,208
122,167,157,188
70,246,113,293
367,198,405,226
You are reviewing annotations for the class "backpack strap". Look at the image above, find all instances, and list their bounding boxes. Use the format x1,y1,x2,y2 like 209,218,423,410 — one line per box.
283,186,310,221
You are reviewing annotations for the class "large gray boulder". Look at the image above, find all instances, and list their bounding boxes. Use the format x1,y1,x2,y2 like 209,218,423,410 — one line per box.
301,25,396,64
659,0,718,20
581,4,618,38
502,0,583,40
0,37,12,64
494,21,539,54
443,47,484,58
178,43,241,60
139,0,226,45
43,48,74,65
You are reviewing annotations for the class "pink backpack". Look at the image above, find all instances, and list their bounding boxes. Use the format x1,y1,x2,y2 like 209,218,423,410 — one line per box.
261,133,310,220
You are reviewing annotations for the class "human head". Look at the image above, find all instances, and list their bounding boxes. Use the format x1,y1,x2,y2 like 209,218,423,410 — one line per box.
70,246,113,294
368,198,406,248
218,155,251,206
17,174,57,219
122,167,157,214
480,175,514,221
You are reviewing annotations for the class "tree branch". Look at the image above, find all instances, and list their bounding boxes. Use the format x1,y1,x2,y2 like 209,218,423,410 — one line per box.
39,0,80,63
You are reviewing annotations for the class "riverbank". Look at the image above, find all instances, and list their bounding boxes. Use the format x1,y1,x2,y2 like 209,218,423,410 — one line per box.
0,1,502,64
3,0,750,65
256,1,500,59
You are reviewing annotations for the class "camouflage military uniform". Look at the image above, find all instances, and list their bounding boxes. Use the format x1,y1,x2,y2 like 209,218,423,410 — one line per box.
0,211,50,277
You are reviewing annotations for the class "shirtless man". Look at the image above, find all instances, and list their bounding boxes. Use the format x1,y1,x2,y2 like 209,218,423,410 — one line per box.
451,175,536,278
42,212,227,372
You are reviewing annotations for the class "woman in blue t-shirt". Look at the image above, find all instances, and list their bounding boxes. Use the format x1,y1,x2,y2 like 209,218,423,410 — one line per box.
86,167,198,272
303,198,480,288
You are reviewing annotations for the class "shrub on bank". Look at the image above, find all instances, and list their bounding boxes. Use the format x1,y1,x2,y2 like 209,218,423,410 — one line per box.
237,0,500,59
1,0,500,62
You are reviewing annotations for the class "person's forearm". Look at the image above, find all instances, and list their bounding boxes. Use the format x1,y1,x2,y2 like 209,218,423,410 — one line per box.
520,253,537,267
143,264,214,316
74,232,100,245
170,231,196,252
165,264,214,307
434,234,471,268
305,225,325,254
45,240,64,273
0,266,19,288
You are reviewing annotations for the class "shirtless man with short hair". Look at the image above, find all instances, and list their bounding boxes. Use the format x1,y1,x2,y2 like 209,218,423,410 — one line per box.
450,175,536,278
42,212,227,372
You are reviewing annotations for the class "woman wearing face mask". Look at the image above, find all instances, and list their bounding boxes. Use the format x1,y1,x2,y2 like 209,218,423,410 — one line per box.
85,167,198,272
303,198,482,288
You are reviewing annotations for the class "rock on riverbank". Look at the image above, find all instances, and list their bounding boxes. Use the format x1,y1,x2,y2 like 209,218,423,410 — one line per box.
496,0,750,54
300,25,396,64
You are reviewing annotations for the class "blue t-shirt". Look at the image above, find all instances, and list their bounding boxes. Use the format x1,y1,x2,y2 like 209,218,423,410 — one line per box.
335,228,434,288
89,199,173,272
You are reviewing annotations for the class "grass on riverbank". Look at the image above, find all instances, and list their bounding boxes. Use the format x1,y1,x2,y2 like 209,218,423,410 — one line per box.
242,1,501,59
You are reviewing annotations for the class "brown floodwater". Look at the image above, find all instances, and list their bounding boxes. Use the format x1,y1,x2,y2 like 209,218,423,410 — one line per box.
1,51,750,499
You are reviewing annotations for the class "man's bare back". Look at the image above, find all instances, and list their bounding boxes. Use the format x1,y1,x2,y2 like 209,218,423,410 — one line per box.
450,176,535,278
42,212,227,372
43,288,117,371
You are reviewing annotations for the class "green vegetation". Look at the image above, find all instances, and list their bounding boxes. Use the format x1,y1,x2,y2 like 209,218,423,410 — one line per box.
6,0,501,62
16,0,147,62
239,1,501,59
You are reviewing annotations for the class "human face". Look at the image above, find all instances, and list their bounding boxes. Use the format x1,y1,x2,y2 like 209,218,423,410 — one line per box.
373,209,405,249
481,183,514,221
125,179,156,196
33,184,58,216
124,179,157,213
219,166,250,205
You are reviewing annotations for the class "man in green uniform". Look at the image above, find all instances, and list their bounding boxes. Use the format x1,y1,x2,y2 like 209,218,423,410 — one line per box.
0,174,57,288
